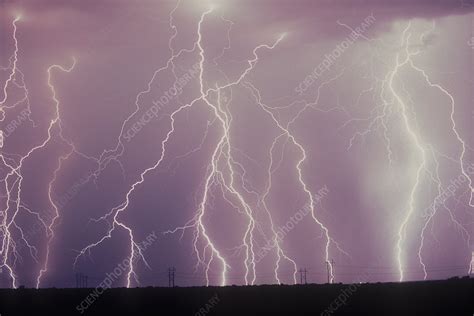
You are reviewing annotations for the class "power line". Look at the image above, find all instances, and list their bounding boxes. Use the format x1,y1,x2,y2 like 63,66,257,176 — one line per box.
61,264,472,288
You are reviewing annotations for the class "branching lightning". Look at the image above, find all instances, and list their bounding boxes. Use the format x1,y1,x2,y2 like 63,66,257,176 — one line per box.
1,2,472,289
341,20,473,281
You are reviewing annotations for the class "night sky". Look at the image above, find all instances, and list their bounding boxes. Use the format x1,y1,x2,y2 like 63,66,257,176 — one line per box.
1,0,473,288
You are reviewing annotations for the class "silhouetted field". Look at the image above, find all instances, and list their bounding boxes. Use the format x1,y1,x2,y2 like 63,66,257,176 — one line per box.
0,277,473,315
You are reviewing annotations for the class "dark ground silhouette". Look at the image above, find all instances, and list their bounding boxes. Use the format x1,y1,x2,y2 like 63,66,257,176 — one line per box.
0,277,473,315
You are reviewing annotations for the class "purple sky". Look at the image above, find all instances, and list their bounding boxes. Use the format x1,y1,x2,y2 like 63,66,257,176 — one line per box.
0,0,473,288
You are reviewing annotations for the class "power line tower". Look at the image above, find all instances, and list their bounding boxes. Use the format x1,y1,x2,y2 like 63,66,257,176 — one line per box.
76,273,88,288
299,268,307,285
168,267,176,287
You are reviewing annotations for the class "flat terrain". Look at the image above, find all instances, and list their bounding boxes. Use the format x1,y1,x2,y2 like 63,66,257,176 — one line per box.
0,277,473,315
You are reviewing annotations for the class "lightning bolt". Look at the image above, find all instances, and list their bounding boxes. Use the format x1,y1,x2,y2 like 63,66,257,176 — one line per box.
341,19,472,281
74,6,220,287
0,12,77,287
0,15,21,119
35,149,73,288
408,61,474,209
379,22,428,282
0,16,22,287
244,79,348,284
259,131,299,285
163,6,293,286
0,14,39,288
4,4,471,288
388,21,472,282
408,22,473,279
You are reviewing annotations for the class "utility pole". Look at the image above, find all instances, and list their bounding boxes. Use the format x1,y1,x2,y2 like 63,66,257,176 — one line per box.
299,268,307,285
168,267,175,287
76,273,88,288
